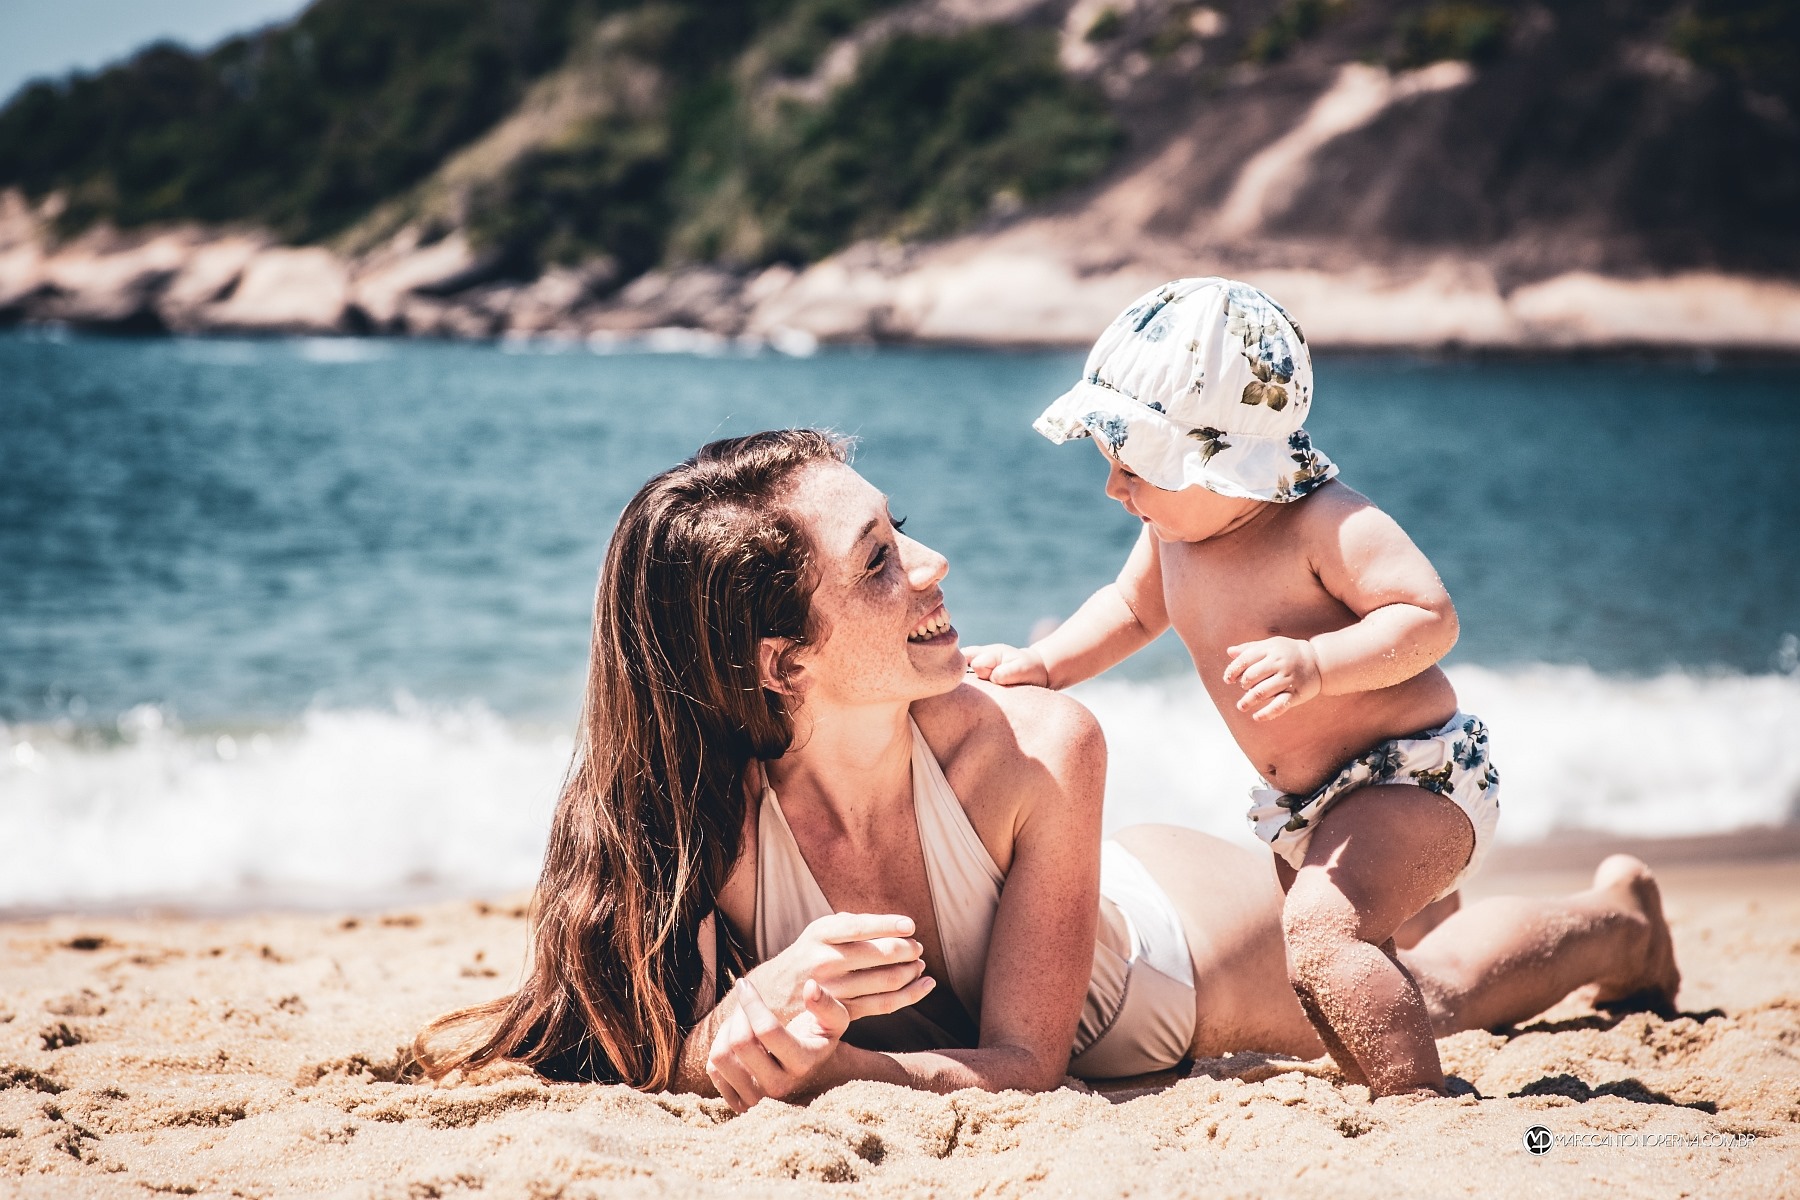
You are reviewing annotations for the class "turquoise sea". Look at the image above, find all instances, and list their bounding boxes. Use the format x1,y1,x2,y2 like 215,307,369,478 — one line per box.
3,330,1798,909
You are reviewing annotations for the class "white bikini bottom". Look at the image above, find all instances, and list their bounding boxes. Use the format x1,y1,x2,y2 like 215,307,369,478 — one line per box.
1067,842,1198,1080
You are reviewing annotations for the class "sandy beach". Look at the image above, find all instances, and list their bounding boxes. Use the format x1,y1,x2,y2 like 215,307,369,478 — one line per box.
3,1,1796,1192
3,846,1796,1199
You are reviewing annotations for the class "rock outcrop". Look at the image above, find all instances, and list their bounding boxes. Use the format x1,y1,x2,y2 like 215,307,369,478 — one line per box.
6,184,1797,351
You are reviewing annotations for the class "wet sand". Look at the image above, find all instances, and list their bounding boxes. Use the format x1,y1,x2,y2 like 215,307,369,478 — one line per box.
3,848,1797,1198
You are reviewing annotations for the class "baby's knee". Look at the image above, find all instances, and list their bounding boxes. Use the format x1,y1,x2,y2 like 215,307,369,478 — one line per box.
1280,882,1362,983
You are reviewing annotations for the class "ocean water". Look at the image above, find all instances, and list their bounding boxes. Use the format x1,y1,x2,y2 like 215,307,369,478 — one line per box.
2,329,1797,910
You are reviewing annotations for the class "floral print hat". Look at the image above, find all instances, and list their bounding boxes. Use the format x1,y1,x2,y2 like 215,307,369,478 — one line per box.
1035,277,1336,502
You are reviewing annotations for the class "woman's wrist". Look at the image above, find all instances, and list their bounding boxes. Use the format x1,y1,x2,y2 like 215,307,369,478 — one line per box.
809,1042,904,1094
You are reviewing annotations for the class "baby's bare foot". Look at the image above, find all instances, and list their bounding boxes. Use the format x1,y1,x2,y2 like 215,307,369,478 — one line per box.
1591,854,1681,1018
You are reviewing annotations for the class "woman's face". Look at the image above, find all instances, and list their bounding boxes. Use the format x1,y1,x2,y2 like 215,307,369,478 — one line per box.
777,460,965,708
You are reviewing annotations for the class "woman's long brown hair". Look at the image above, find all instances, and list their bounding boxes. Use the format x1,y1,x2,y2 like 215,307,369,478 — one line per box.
416,429,849,1089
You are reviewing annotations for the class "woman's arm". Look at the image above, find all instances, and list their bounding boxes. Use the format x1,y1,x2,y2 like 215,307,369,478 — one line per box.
672,775,932,1096
709,687,1108,1104
937,687,1106,1088
674,910,938,1096
671,913,735,1094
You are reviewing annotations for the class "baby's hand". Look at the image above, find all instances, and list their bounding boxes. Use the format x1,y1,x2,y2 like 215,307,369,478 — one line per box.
963,643,1050,688
1223,637,1322,721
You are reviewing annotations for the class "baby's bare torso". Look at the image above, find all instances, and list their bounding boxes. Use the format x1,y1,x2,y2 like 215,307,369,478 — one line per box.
1159,497,1458,795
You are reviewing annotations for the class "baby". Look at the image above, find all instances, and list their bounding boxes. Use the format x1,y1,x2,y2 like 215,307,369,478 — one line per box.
967,277,1500,1096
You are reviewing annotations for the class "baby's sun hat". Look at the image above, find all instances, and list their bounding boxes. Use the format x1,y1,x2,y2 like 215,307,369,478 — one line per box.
1035,277,1336,502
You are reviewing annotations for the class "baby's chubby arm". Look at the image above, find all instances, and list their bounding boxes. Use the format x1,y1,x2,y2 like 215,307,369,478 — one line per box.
966,527,1170,689
1225,490,1458,721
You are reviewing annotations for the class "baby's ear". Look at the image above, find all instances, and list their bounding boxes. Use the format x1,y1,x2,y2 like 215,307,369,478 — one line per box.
758,637,807,696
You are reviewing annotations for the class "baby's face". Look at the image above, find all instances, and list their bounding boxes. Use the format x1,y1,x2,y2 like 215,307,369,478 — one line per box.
1096,442,1267,542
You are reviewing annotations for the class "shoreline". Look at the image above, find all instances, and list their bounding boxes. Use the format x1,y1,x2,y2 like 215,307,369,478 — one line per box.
16,321,1800,363
4,827,1796,924
7,194,1800,356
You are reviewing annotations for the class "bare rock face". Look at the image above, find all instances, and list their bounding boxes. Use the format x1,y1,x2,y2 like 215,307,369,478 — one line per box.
0,193,306,334
199,247,353,334
156,237,271,331
585,267,749,335
399,294,506,340
737,236,1162,346
890,250,1163,345
34,232,191,330
505,264,616,334
349,231,504,331
0,191,50,314
0,199,247,333
740,246,915,342
1503,272,1800,349
737,229,1800,352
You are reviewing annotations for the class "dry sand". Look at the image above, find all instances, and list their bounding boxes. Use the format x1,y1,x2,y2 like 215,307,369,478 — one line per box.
3,856,1796,1199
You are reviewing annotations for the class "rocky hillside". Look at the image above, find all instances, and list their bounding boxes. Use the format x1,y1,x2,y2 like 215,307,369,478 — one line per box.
2,0,1797,348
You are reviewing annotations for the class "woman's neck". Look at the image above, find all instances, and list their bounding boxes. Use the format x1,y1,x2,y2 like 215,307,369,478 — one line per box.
762,700,914,840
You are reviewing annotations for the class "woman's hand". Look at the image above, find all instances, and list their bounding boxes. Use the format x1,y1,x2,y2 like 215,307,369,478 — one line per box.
1223,636,1322,721
963,644,1050,688
748,912,934,1023
707,977,869,1112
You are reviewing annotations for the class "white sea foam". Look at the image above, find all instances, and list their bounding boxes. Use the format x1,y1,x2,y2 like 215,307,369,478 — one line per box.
1,665,1796,910
0,702,570,911
1078,663,1800,846
293,337,394,363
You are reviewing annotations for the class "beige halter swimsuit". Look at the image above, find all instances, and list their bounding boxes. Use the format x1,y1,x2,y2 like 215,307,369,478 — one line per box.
753,718,1197,1079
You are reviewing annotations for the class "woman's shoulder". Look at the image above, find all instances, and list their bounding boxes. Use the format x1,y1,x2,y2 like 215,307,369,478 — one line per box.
912,681,1105,794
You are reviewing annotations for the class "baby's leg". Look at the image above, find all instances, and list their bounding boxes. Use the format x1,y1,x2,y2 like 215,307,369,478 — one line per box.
1279,783,1475,1097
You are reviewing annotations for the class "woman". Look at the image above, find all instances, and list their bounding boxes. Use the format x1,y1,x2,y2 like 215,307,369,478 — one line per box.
418,430,1678,1105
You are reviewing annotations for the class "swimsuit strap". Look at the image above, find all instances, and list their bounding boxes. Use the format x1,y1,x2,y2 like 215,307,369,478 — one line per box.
752,785,833,970
752,718,1003,1021
906,716,1005,1019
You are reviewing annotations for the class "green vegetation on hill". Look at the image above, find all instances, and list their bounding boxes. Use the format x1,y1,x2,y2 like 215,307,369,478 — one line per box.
1245,0,1345,64
1673,0,1800,108
14,0,1785,291
0,0,603,240
471,22,1120,275
1388,3,1511,69
721,27,1121,265
0,0,1121,284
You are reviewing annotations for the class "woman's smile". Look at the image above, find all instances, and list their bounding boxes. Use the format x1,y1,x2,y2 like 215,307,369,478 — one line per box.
907,602,956,645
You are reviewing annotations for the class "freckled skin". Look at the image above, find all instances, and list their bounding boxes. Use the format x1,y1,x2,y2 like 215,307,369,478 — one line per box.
766,462,979,1039
779,461,967,713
